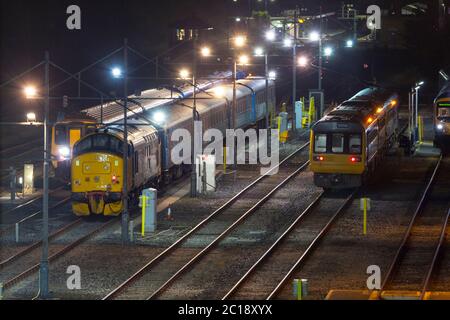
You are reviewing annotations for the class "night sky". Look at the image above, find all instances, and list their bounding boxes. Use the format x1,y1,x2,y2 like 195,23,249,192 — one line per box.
1,0,449,121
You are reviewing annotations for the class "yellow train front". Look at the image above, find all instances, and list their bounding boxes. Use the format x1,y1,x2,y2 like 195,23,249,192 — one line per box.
433,82,450,148
310,88,399,189
71,133,129,216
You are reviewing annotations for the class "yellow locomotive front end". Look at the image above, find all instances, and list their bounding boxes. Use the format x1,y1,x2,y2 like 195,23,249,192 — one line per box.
71,133,128,216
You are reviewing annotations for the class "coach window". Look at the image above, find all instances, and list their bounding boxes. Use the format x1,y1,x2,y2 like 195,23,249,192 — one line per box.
349,134,362,154
332,134,345,153
314,134,327,153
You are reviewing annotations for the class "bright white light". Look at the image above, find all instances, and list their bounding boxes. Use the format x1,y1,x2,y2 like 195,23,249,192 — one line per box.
24,86,37,99
309,31,320,42
235,17,241,22
201,46,211,57
324,46,333,57
268,71,276,80
437,124,444,130
265,29,276,41
18,177,23,185
298,56,309,67
254,47,264,56
238,55,249,65
283,38,293,47
417,81,425,86
26,112,36,123
234,35,246,47
153,112,166,123
213,86,226,98
58,146,70,158
179,69,190,80
346,40,354,48
111,67,122,78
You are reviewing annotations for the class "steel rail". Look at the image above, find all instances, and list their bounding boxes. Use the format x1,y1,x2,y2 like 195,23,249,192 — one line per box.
2,218,117,291
1,186,65,217
419,209,450,300
222,191,325,300
0,196,71,237
147,160,311,300
102,142,310,300
266,190,357,300
0,218,83,269
379,155,443,292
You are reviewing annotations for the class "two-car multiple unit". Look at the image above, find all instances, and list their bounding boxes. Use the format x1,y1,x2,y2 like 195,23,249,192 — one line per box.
310,88,399,190
71,78,275,216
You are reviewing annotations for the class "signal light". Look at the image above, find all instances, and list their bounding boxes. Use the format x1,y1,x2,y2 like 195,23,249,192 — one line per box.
367,117,374,124
314,156,325,161
350,156,361,163
391,100,397,106
112,175,119,184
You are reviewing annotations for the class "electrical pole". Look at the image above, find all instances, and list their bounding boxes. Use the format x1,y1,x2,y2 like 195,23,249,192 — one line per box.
292,8,298,131
232,59,237,170
265,53,269,129
39,50,50,299
191,36,198,197
122,38,129,244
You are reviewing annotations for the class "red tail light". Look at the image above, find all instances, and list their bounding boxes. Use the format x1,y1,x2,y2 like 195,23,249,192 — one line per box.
314,156,325,161
350,156,361,163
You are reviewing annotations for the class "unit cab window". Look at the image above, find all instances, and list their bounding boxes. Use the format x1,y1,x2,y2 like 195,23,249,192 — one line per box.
437,103,450,120
349,134,362,154
314,132,362,155
314,134,327,153
332,134,345,153
55,125,68,145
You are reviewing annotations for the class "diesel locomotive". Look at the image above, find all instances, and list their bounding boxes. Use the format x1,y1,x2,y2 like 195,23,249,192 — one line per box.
71,78,275,216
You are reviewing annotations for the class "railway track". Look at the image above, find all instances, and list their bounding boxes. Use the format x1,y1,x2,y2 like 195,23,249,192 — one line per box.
378,155,450,300
103,142,311,300
0,217,117,296
0,192,70,238
222,190,357,300
1,186,65,217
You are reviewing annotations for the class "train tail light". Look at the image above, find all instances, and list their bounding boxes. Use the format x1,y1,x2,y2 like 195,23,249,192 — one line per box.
350,156,362,163
314,156,325,162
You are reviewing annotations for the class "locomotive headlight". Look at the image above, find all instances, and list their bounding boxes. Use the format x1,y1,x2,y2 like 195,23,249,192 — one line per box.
437,124,444,130
58,146,70,159
153,112,166,124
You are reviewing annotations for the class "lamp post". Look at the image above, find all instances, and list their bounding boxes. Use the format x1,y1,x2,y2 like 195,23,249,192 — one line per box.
191,36,198,198
413,81,425,144
122,39,129,244
38,50,50,299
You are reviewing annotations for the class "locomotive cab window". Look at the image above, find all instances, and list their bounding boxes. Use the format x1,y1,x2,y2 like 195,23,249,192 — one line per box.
73,134,124,156
314,134,327,153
